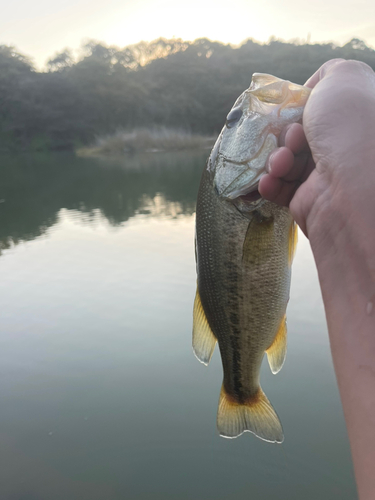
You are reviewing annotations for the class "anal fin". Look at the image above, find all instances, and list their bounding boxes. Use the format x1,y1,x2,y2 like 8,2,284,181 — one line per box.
192,287,217,365
266,314,287,374
217,385,283,443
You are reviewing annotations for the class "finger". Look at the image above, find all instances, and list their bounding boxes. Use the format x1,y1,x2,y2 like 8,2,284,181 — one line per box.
259,174,298,207
278,124,294,147
275,150,315,183
258,173,283,200
278,123,309,156
274,181,300,207
296,156,316,183
284,123,309,154
304,58,346,88
268,146,312,183
266,147,294,177
280,152,312,182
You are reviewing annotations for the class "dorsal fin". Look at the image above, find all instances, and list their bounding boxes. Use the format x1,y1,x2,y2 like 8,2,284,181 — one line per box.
192,287,217,365
266,314,287,374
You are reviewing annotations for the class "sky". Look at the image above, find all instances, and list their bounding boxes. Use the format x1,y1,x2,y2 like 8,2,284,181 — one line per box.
1,0,375,68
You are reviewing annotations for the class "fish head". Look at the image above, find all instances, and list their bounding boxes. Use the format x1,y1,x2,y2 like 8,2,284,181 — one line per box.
208,74,311,209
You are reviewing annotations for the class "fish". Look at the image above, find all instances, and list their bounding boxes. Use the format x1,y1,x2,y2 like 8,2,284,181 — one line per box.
193,73,311,443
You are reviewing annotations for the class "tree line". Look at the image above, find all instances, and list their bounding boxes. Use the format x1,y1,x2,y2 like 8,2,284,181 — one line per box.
1,37,374,151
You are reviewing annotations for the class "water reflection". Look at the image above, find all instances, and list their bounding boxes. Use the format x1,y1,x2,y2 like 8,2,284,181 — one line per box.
0,151,356,499
0,150,206,252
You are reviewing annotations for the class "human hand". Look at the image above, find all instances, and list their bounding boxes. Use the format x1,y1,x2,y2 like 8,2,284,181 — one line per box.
259,59,375,238
259,59,375,500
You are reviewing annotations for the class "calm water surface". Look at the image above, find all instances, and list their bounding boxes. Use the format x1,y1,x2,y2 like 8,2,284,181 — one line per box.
0,152,356,499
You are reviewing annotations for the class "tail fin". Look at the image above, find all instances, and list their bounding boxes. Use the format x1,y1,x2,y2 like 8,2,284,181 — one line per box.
217,385,284,443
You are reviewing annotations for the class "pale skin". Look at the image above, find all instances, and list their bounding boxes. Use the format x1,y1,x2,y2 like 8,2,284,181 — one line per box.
258,59,375,499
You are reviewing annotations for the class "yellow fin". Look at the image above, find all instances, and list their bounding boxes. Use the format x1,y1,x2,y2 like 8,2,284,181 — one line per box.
288,221,298,266
266,315,287,374
217,385,283,443
192,287,217,366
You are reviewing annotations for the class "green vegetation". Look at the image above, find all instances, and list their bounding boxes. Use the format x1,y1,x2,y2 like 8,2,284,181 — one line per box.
1,37,375,152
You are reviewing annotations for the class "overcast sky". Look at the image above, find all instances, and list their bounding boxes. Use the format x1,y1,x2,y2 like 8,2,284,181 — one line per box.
2,0,374,68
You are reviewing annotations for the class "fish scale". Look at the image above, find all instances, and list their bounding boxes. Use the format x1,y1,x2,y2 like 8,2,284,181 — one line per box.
192,73,309,442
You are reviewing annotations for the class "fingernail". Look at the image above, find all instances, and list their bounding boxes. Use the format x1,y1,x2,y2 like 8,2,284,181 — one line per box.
278,125,292,147
267,151,276,174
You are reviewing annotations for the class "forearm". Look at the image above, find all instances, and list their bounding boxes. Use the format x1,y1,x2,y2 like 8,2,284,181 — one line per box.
308,194,375,500
259,59,375,495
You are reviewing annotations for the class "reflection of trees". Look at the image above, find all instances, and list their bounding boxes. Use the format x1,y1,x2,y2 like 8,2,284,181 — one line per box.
0,151,205,252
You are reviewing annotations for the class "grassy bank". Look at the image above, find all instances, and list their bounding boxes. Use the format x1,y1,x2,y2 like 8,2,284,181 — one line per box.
77,128,216,156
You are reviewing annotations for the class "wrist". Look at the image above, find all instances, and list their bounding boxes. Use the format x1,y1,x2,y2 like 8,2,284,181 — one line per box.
306,174,375,313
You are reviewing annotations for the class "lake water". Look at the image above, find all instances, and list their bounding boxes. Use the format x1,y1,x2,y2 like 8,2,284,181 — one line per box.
0,151,356,499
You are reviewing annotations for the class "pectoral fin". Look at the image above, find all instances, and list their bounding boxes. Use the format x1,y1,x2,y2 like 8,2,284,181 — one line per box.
242,213,275,265
266,314,287,374
192,287,217,365
288,221,298,266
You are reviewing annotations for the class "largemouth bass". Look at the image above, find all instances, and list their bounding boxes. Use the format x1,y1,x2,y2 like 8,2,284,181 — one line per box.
193,74,310,442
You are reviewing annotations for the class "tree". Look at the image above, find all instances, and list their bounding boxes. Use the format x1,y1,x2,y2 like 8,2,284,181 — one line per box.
0,37,374,151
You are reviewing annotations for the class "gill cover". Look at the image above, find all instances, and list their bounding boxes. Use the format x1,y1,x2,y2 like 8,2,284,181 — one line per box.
210,74,311,200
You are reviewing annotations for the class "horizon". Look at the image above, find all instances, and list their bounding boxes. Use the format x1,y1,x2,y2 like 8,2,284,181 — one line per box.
3,34,374,71
2,0,375,69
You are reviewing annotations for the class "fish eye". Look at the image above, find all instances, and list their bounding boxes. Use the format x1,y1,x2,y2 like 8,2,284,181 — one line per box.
226,107,242,128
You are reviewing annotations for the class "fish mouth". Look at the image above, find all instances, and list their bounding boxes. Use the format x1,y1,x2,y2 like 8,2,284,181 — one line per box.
230,178,262,202
221,167,265,201
231,183,263,212
238,187,262,204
